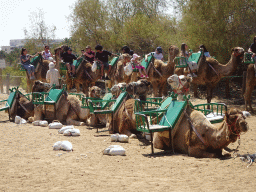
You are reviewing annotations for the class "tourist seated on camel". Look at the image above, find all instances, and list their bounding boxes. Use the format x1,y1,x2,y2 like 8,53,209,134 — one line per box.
78,45,95,64
61,47,77,77
129,50,148,78
46,62,61,88
180,43,197,77
95,44,118,80
20,47,39,80
198,44,211,57
146,46,164,61
248,36,256,65
121,45,130,54
41,45,53,60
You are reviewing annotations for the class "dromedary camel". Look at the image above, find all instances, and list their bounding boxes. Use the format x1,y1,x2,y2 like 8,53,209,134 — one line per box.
147,45,180,97
175,47,244,104
153,106,248,158
107,79,152,136
25,56,51,93
243,63,256,112
32,80,91,125
167,74,192,100
109,53,132,87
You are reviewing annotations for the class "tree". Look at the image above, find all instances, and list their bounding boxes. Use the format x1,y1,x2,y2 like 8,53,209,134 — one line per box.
24,9,56,54
177,0,256,62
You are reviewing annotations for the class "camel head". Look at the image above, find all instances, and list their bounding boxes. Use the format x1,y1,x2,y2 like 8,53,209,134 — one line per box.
168,45,179,59
111,83,127,97
88,86,102,98
231,47,244,60
126,79,151,101
167,74,192,95
225,108,249,142
32,80,51,92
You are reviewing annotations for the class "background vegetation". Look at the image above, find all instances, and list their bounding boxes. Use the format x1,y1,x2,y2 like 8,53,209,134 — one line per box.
2,0,256,90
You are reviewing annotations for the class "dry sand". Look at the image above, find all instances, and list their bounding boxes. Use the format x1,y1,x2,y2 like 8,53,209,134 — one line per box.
0,92,256,192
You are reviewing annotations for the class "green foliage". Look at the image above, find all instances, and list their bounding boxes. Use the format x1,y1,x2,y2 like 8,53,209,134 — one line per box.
178,0,256,62
2,66,27,90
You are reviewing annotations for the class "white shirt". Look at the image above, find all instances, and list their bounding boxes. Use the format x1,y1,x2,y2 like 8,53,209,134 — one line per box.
150,52,163,60
46,68,60,86
42,51,52,60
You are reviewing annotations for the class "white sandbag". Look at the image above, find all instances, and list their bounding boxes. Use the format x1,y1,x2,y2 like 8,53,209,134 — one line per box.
92,61,97,72
124,62,133,76
39,120,48,127
103,145,126,156
49,122,63,129
60,141,73,151
63,128,80,136
118,134,129,143
32,120,40,126
111,133,119,142
53,141,62,150
53,141,73,151
15,116,21,124
58,125,74,134
15,116,26,124
242,111,251,117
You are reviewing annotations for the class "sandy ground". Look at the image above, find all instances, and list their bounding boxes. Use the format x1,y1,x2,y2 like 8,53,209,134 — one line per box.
1,90,256,192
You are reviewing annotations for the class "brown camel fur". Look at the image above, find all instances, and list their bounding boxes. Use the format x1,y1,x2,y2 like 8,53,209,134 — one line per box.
175,47,244,104
25,58,50,93
243,64,256,112
147,45,180,97
153,107,248,158
31,80,91,125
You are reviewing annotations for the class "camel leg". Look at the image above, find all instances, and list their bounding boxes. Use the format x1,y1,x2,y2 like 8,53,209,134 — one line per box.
192,83,198,98
244,85,254,112
66,119,85,126
188,146,219,158
152,81,159,97
153,133,170,150
206,86,214,107
89,115,99,126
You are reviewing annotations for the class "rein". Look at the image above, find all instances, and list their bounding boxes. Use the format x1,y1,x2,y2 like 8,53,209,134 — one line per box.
173,77,189,95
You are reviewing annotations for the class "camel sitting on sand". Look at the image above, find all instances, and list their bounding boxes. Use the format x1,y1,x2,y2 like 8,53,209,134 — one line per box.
32,80,94,125
153,107,248,158
108,79,152,136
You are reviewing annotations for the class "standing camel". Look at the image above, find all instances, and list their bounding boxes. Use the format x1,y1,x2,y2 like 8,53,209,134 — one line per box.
175,47,244,104
243,63,256,112
25,56,51,93
147,45,180,97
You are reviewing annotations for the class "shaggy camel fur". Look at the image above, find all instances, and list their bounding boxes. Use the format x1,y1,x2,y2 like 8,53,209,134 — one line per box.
25,58,50,93
107,79,152,136
167,74,192,100
32,80,91,125
8,92,34,121
153,107,248,158
175,47,244,104
110,82,127,98
147,45,180,97
109,53,132,88
243,64,256,112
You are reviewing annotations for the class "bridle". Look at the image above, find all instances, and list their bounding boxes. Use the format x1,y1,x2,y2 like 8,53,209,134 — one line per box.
225,113,245,140
172,77,190,95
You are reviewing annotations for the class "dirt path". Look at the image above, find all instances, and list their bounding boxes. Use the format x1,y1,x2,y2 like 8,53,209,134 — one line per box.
0,93,256,192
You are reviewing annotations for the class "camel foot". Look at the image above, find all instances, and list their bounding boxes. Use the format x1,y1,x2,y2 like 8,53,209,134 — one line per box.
80,122,85,126
129,134,137,139
28,117,34,123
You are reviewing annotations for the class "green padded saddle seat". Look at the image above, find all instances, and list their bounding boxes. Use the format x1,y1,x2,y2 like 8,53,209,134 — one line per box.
188,52,202,64
73,57,84,69
158,100,187,130
44,89,64,104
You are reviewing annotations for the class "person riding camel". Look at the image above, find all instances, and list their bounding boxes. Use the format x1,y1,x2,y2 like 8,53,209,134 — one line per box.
129,50,148,78
248,36,256,75
61,47,77,78
46,62,61,88
79,45,95,64
42,45,53,60
20,47,39,80
180,43,197,77
95,44,118,80
146,47,164,61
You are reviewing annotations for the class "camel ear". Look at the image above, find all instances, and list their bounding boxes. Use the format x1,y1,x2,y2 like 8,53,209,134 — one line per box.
231,48,234,53
225,111,229,119
35,80,39,85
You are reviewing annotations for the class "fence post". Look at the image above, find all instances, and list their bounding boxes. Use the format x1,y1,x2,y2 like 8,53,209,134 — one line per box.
225,78,230,98
0,69,3,93
6,73,10,94
242,71,246,95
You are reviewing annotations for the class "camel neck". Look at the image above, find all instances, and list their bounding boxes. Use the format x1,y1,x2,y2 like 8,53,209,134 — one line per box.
218,55,239,76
